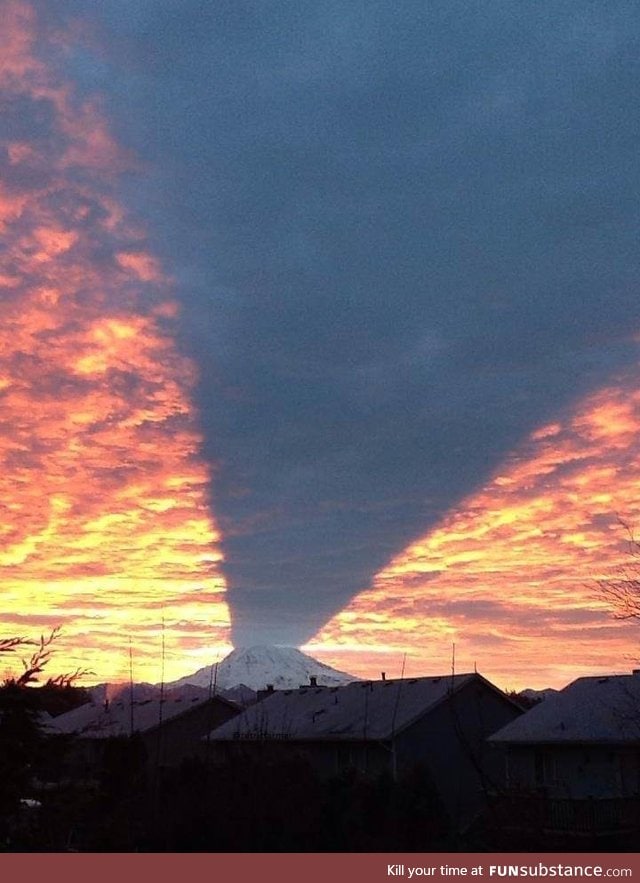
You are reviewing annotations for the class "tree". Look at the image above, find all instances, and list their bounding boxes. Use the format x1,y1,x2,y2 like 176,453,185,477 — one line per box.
1,627,91,691
0,627,92,847
595,521,640,622
0,637,30,655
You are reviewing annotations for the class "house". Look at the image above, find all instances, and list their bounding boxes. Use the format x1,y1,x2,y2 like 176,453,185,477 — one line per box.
51,686,240,778
206,672,522,829
488,671,640,839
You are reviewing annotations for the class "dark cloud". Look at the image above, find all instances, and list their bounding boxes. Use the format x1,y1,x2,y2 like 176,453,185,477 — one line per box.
48,1,640,645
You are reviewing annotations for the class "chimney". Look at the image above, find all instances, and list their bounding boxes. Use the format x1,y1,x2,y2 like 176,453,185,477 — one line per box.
104,699,109,712
381,672,386,681
256,684,275,702
309,675,318,687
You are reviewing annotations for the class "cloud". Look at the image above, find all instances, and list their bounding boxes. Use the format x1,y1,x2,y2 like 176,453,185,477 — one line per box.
308,368,640,689
15,2,640,689
94,0,637,651
0,1,230,684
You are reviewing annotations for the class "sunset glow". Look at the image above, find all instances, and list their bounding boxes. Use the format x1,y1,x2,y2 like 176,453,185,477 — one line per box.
2,2,638,695
0,1,231,683
308,371,640,690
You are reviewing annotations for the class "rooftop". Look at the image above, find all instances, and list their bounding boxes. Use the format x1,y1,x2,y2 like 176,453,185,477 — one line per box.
207,672,508,742
490,672,640,745
51,689,236,739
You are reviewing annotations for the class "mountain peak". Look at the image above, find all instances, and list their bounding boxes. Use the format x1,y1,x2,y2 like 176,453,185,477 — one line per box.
165,644,358,692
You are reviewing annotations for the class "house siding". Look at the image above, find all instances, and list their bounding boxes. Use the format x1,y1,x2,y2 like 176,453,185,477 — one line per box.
209,677,521,830
395,679,520,825
61,697,239,779
505,744,640,799
146,699,238,768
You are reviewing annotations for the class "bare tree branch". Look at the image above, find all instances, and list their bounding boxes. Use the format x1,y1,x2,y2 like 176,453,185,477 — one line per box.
595,519,640,621
0,636,28,654
12,626,62,688
46,668,94,688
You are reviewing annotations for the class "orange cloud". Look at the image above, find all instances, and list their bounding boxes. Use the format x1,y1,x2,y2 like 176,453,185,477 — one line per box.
115,251,164,283
307,374,640,691
0,2,231,683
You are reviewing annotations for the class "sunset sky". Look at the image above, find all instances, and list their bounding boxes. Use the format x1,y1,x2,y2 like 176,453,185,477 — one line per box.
1,1,639,690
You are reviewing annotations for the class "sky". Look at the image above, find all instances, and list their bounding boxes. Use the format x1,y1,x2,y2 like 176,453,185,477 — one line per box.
1,0,640,690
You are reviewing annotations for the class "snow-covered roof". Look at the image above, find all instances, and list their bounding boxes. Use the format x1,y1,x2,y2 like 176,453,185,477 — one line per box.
207,672,506,742
51,689,237,739
490,673,640,745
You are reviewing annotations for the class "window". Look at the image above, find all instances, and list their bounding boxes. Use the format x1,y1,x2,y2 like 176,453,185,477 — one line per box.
533,749,555,787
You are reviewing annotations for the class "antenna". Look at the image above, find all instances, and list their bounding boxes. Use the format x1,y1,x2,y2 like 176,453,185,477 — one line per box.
451,642,456,692
205,652,222,764
152,616,167,833
363,679,370,774
363,680,369,739
157,615,166,730
390,655,407,736
128,637,134,737
389,653,407,783
207,654,221,702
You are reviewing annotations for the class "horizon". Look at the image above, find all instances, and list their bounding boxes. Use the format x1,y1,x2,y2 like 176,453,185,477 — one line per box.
5,638,635,696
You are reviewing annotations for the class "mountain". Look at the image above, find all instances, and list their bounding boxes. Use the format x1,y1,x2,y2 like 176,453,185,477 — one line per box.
519,687,558,705
86,680,250,707
221,683,257,706
88,681,159,703
164,645,358,692
88,681,211,704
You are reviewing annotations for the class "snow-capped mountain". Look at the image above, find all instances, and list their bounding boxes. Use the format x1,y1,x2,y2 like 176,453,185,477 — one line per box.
164,645,358,692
